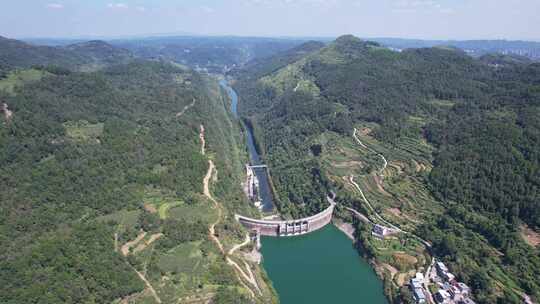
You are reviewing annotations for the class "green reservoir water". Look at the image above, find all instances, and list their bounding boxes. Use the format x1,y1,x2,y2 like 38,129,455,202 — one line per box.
219,80,387,303
261,225,388,304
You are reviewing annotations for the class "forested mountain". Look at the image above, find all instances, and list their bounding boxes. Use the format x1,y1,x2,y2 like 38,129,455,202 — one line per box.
370,37,540,60
0,36,91,70
231,41,325,81
112,36,307,73
0,36,136,73
232,35,540,303
0,37,272,304
64,40,134,65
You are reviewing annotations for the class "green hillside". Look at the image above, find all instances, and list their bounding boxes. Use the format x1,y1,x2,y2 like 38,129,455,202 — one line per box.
233,35,540,303
0,44,274,303
0,36,90,70
0,36,134,73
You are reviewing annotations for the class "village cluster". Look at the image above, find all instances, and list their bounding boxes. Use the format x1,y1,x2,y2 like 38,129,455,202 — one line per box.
410,260,476,304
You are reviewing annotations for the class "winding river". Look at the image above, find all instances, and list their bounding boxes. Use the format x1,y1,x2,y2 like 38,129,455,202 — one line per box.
220,80,275,212
220,80,388,304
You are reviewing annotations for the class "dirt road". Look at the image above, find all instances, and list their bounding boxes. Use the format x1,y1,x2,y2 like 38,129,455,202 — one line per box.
176,98,196,118
121,231,147,256
199,125,261,297
199,125,206,155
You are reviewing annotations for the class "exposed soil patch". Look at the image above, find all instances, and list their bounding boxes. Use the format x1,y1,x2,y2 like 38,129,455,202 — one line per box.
1,102,13,121
143,203,157,214
121,231,147,256
199,125,206,155
359,127,372,136
392,252,418,267
133,233,164,254
395,273,408,286
521,224,540,247
334,221,355,240
244,249,262,264
387,207,401,217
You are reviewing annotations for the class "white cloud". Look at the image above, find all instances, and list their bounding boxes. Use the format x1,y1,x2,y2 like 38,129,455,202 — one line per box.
107,3,129,9
46,3,64,9
135,6,146,12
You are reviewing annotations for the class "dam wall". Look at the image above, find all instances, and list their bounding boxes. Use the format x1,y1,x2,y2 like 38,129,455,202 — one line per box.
235,200,335,237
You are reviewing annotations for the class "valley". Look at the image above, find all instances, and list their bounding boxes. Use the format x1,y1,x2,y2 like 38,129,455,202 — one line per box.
1,31,539,304
232,35,540,304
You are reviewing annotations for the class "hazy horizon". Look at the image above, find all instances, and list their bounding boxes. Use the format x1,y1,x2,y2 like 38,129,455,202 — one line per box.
2,0,540,41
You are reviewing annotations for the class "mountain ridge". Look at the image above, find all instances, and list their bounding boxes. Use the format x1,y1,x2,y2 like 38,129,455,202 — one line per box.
232,34,540,304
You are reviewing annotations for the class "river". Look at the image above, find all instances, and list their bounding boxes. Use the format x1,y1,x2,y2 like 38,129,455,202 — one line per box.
220,79,388,304
220,79,274,212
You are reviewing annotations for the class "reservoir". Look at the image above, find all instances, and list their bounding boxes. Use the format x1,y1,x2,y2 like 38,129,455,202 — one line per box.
220,79,387,304
261,225,388,304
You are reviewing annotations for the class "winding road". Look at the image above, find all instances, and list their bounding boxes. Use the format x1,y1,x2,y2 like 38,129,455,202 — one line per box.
349,127,435,302
353,128,387,175
349,128,431,248
199,124,262,298
175,98,196,118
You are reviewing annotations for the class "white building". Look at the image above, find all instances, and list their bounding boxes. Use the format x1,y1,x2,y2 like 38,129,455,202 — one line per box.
435,290,451,303
372,224,398,238
410,276,426,303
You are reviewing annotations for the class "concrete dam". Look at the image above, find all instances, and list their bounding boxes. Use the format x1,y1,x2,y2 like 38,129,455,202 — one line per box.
235,198,336,237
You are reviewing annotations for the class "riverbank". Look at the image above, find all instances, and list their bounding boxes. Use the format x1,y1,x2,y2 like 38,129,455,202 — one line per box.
222,78,387,303
333,220,355,241
219,79,275,212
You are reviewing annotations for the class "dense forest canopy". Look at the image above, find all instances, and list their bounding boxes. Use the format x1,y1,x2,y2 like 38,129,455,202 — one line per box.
0,36,134,72
232,34,540,303
2,31,540,304
0,39,259,302
112,36,308,73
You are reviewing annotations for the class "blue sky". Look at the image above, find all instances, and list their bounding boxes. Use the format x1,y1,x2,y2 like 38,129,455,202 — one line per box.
2,0,539,40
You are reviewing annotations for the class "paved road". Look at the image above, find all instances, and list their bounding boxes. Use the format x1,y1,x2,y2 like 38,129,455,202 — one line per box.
349,128,432,248
349,127,435,302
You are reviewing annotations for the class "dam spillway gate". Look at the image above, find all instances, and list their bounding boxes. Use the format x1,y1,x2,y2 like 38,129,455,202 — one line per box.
235,198,335,237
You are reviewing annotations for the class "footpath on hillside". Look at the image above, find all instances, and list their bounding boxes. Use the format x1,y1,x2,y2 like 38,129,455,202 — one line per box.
199,124,262,298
